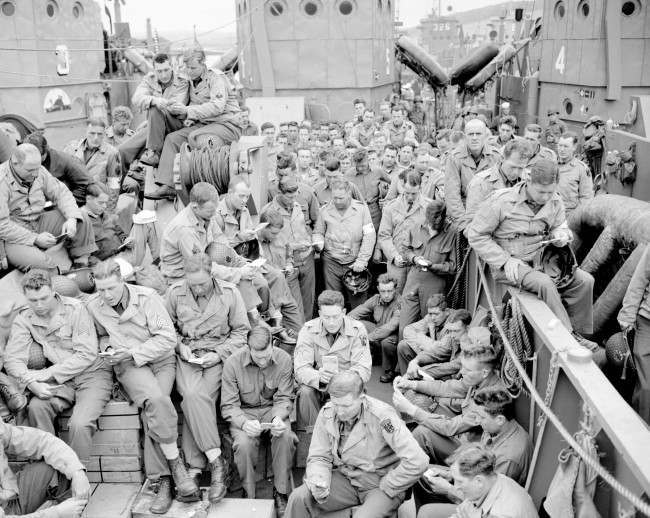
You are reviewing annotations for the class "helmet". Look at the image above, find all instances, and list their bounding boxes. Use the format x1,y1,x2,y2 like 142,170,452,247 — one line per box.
64,267,95,294
533,243,577,290
342,268,372,295
605,331,636,380
51,275,81,298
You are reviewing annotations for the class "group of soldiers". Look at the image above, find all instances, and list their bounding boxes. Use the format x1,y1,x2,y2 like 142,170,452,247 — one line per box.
0,46,616,518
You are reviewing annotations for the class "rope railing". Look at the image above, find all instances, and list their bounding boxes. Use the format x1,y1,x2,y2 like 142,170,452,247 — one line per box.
477,262,650,517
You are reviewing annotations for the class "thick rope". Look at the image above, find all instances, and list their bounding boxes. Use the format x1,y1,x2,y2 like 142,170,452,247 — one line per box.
446,231,470,309
500,296,533,395
477,264,650,517
187,144,231,194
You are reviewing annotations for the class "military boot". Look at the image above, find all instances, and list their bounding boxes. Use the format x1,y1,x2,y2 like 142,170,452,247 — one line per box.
168,456,200,501
149,477,173,515
207,456,227,503
0,375,26,413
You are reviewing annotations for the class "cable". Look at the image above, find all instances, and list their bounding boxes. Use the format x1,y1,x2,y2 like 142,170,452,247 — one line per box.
477,262,650,517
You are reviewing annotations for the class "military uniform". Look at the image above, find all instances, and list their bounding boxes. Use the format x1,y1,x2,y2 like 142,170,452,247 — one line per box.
213,198,254,248
294,317,372,431
397,317,448,374
527,145,557,168
468,183,594,335
87,284,178,480
378,194,429,292
408,331,466,382
345,168,391,231
349,294,401,373
285,395,428,518
544,120,567,152
4,295,112,467
399,223,455,335
166,278,250,471
382,121,418,147
41,147,93,206
105,126,135,148
82,206,127,261
464,166,519,229
267,179,320,230
314,199,376,309
221,347,296,497
155,68,242,189
0,420,87,516
349,122,379,148
0,161,97,270
312,178,364,207
444,144,501,229
557,158,593,217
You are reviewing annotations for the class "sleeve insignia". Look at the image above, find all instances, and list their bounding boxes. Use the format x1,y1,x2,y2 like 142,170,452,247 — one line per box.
381,418,395,433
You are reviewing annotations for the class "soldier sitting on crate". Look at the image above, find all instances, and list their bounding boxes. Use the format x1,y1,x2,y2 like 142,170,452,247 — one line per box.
221,325,297,517
213,175,256,254
3,269,113,482
165,253,250,504
0,419,91,517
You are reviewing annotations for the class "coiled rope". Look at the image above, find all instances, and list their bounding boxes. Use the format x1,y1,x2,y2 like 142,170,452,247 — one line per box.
477,263,650,517
185,144,232,194
446,231,470,310
501,295,533,395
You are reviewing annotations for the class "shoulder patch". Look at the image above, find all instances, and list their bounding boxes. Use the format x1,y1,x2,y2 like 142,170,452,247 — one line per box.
381,418,395,434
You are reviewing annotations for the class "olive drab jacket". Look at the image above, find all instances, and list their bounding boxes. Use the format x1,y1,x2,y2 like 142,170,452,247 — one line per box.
294,317,372,388
184,68,240,124
306,395,428,497
467,183,568,269
131,71,189,112
557,158,593,214
213,198,254,248
464,166,519,228
377,195,429,265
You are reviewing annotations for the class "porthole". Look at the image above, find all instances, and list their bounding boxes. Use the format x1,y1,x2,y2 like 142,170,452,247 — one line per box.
46,0,59,18
578,0,590,17
72,1,84,18
0,1,15,16
554,0,566,19
303,0,319,16
622,0,641,16
268,0,286,16
338,0,354,15
563,98,573,115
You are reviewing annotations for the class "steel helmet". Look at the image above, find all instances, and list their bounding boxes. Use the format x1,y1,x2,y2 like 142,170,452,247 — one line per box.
533,243,577,290
605,331,636,380
51,275,81,298
64,267,95,294
342,268,372,295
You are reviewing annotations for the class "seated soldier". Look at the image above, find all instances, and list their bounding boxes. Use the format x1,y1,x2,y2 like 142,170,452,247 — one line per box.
285,371,428,518
0,143,97,271
104,105,135,148
403,310,474,382
87,259,198,514
397,294,450,374
0,419,91,517
221,326,297,516
399,200,456,334
294,290,371,433
214,175,255,252
165,253,250,504
82,184,129,262
417,445,537,518
348,274,402,383
468,160,596,348
4,269,113,476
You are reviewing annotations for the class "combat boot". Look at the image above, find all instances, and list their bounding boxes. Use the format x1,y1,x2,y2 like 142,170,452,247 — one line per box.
207,456,227,503
149,476,173,515
0,377,26,413
168,456,200,501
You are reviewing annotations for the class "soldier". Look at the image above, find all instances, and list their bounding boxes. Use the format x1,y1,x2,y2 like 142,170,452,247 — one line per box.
487,115,517,151
312,157,364,207
349,274,402,383
544,107,567,153
382,106,418,148
379,144,400,177
285,371,428,518
0,143,97,271
239,106,259,136
213,175,255,249
221,326,296,515
294,290,372,433
378,170,430,293
468,160,595,343
399,200,456,333
0,420,91,517
144,48,241,201
349,108,379,148
396,294,449,375
409,95,428,143
165,253,250,504
119,52,189,170
313,179,376,309
444,119,500,230
464,139,531,228
345,149,391,231
88,259,199,514
417,445,537,518
105,106,135,148
82,184,129,262
296,146,320,186
4,269,113,474
524,123,557,167
377,100,392,125
556,132,593,218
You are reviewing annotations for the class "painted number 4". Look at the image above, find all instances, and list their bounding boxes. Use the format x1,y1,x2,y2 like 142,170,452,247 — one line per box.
555,46,566,75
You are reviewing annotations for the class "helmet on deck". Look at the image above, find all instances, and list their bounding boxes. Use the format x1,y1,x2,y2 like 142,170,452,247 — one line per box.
342,268,372,295
533,243,577,290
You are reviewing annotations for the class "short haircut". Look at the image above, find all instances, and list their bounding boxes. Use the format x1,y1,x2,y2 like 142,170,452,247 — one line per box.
23,132,47,155
153,52,170,64
383,144,398,154
87,183,108,197
296,146,311,155
377,273,396,287
112,105,133,123
182,47,206,64
276,152,296,171
426,293,447,310
559,131,579,145
11,143,41,166
503,139,532,160
278,175,299,194
318,290,345,308
524,123,543,135
473,386,515,420
461,344,498,364
425,199,446,224
404,170,422,188
248,325,272,351
21,269,52,292
447,444,496,477
328,371,364,398
259,206,284,228
184,253,212,274
353,98,366,106
529,159,559,185
499,115,517,128
261,122,275,132
189,182,218,205
92,259,122,281
87,117,106,129
325,157,341,172
228,174,250,192
447,309,472,327
330,178,352,192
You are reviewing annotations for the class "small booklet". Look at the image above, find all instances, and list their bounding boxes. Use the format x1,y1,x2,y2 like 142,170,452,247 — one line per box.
188,357,204,365
250,257,267,268
322,355,339,374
